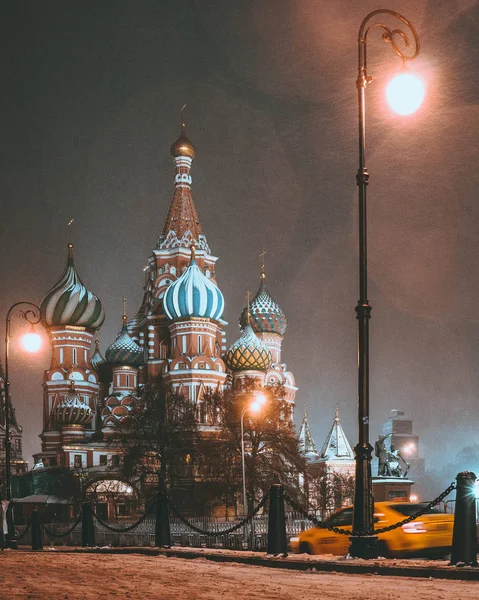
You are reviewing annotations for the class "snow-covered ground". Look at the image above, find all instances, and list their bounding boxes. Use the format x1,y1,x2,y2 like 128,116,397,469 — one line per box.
1,551,478,600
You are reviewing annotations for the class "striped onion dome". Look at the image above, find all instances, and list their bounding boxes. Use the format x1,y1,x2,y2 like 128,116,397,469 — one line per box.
40,244,105,329
240,274,287,336
90,340,105,371
55,381,93,427
163,248,224,321
105,320,143,367
224,324,272,372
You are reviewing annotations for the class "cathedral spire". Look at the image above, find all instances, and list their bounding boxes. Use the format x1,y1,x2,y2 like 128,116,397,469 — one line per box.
158,122,210,253
299,409,318,457
319,405,354,460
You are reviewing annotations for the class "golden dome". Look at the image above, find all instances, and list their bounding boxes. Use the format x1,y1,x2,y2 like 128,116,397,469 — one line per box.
170,123,195,159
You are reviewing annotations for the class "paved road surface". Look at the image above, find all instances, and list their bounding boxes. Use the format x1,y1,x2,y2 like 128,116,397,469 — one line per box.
0,552,477,599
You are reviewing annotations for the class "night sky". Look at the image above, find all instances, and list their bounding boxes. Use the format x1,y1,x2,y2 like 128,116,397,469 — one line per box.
1,1,478,486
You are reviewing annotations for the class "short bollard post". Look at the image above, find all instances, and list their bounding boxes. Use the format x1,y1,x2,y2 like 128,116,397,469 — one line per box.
451,471,478,566
31,509,43,551
155,489,171,548
267,484,287,557
81,503,95,548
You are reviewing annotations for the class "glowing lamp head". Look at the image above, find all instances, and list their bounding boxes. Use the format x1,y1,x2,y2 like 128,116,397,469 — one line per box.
386,72,425,116
21,331,42,353
255,393,267,406
249,401,261,414
409,494,418,503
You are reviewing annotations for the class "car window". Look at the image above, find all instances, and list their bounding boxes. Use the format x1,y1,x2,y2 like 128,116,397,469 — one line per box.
327,508,353,526
390,503,442,516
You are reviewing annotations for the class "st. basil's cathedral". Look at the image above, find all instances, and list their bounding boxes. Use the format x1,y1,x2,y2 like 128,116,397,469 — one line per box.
27,125,298,512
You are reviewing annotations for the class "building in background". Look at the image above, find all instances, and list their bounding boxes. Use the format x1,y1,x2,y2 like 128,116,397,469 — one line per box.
299,407,354,516
16,124,297,516
380,409,425,481
0,364,28,478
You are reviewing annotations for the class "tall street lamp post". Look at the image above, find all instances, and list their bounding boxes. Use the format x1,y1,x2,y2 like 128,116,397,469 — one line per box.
3,302,42,549
350,10,422,559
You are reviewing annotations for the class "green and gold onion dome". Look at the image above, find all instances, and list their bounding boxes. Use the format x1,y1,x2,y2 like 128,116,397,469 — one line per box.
40,244,105,329
105,309,143,367
55,381,93,427
240,273,287,336
170,122,195,159
224,323,272,372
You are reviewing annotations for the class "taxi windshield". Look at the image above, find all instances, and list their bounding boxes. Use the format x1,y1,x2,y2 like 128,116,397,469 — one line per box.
390,503,442,516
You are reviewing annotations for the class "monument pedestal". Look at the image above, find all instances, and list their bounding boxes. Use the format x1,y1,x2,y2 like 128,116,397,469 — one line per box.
373,477,414,502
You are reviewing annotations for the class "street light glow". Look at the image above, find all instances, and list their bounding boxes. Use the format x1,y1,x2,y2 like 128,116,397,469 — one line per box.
386,72,425,116
21,331,42,353
255,393,267,406
249,401,261,413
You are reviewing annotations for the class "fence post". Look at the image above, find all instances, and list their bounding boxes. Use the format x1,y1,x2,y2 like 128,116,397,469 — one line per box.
267,484,287,557
82,502,95,548
451,471,478,566
30,509,43,551
155,488,171,548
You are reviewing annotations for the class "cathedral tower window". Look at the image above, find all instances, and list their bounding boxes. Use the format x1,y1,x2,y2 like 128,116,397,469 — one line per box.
72,348,77,365
59,348,63,364
198,336,202,354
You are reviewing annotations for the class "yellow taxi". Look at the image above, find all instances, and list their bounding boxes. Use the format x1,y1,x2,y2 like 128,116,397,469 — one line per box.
290,502,454,558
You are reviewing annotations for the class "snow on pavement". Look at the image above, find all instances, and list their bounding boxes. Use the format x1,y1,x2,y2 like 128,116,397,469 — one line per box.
1,551,478,600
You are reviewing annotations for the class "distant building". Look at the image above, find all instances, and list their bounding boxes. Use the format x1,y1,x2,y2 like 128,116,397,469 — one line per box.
300,407,355,515
18,124,297,516
372,409,425,480
0,363,28,478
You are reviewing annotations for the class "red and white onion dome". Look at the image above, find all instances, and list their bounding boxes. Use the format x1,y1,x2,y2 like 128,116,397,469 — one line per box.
55,381,93,427
40,244,105,329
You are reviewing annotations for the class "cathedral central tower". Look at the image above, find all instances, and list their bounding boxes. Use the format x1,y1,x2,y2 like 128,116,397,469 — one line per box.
128,125,227,412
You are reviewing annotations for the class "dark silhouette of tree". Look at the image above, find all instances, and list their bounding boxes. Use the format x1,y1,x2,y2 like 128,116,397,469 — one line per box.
201,379,306,515
305,462,354,519
114,375,199,510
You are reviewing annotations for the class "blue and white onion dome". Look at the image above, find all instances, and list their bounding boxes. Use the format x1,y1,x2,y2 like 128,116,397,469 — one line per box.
163,245,224,321
240,272,287,336
224,323,273,372
55,381,93,427
40,244,105,329
105,311,143,367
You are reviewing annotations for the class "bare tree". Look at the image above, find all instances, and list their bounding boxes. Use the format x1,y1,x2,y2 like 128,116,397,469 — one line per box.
201,380,306,515
114,375,199,510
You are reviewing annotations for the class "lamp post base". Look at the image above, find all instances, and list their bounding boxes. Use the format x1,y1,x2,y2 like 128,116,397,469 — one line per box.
349,535,378,559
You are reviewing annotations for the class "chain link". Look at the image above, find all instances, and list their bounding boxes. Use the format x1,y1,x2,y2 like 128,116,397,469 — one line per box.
168,495,268,537
92,500,156,532
374,482,456,534
41,509,84,538
285,481,456,537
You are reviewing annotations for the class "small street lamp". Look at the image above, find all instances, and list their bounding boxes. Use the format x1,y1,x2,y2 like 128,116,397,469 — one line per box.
351,10,422,559
2,302,42,549
240,393,267,518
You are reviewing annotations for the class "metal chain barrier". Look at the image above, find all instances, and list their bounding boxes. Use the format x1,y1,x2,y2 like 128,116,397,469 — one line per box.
374,482,456,535
41,509,84,538
168,495,268,537
284,481,456,537
16,520,31,542
92,500,156,533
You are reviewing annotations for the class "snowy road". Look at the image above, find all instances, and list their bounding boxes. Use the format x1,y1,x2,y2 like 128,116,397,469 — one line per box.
1,552,478,600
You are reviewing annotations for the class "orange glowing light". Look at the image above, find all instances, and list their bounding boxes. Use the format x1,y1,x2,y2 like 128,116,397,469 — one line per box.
386,73,425,116
21,331,42,353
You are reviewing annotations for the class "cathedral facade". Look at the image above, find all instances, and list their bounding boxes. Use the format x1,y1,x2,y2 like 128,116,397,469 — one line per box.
29,125,297,513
